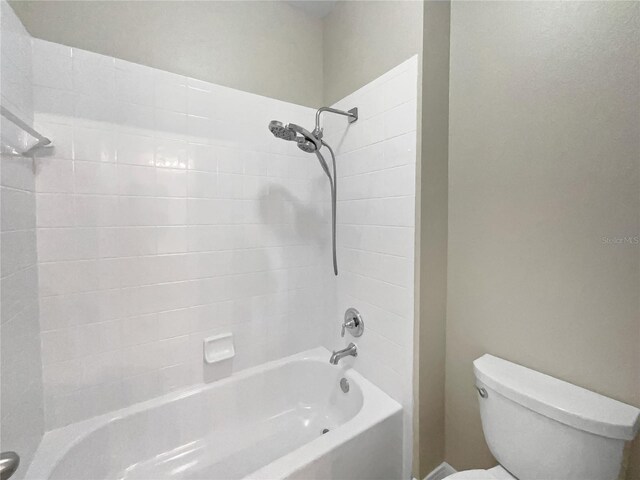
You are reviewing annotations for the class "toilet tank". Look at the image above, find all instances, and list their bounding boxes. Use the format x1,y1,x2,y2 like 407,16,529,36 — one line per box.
473,355,640,480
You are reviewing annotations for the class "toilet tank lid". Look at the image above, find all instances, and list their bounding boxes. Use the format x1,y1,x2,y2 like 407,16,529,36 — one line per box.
473,354,640,441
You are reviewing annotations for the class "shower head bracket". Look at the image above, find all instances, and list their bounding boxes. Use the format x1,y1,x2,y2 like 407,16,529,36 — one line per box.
347,107,358,124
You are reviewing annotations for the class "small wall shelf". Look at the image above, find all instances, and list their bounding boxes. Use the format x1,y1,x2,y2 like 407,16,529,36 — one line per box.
203,333,235,364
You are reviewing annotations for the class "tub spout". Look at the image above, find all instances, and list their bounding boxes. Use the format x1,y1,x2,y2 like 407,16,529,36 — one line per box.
329,343,357,365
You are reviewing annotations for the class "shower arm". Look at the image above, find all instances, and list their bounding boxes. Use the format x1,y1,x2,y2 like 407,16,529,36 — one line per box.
313,107,358,138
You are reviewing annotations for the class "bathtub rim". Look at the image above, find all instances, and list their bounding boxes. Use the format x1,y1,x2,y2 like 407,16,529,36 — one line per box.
25,346,402,480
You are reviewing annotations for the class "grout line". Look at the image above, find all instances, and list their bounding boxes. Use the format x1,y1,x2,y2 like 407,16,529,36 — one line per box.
339,245,408,259
339,267,410,290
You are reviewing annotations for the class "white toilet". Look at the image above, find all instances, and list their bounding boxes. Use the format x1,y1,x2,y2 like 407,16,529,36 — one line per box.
445,354,640,480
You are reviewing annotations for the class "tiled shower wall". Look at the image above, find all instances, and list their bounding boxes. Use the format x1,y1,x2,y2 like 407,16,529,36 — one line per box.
322,56,418,477
31,38,334,429
0,0,44,476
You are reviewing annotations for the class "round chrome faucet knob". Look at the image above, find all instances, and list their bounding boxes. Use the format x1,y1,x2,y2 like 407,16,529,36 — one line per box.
341,308,364,338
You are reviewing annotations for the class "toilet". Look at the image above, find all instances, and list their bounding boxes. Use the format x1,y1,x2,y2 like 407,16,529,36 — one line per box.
445,354,640,480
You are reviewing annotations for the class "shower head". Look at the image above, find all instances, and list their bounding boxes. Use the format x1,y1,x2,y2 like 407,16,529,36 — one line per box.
289,123,321,154
268,120,322,154
266,111,349,276
268,120,297,142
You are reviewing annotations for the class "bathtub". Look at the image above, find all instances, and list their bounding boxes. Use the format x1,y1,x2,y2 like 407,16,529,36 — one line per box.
26,347,403,480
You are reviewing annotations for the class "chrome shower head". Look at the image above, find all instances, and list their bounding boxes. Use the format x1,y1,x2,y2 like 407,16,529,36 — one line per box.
297,140,317,153
268,120,322,153
288,123,321,154
268,120,296,141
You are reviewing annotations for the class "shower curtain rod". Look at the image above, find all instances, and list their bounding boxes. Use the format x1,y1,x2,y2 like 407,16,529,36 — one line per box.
0,105,52,156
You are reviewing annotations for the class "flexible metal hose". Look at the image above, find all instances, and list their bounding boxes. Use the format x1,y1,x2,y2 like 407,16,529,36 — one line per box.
316,141,338,275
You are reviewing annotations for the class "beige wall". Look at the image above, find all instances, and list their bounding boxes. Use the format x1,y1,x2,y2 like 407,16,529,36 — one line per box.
415,1,450,478
9,0,323,107
322,0,423,105
447,1,640,478
11,0,426,109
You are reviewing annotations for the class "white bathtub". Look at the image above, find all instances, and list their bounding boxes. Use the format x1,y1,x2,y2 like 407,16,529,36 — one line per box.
26,347,403,480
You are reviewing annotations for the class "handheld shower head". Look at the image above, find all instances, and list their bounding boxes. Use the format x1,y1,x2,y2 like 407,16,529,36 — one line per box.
268,120,296,141
288,123,321,154
268,120,321,153
266,109,356,276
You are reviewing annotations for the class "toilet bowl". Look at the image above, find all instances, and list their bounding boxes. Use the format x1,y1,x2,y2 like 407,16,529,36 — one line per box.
444,354,640,480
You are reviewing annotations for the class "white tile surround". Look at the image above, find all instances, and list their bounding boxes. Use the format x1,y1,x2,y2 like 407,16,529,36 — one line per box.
0,1,45,477
3,17,417,475
31,37,336,429
323,56,418,477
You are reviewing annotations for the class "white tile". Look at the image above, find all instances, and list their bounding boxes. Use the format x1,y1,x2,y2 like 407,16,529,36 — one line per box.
40,329,79,365
37,227,99,262
1,157,35,190
121,313,158,346
73,126,116,162
187,225,245,252
156,138,188,169
158,198,188,226
155,110,187,139
35,158,74,193
98,227,157,257
155,81,187,113
156,168,187,197
115,68,154,107
217,174,243,199
117,196,160,226
74,161,118,195
74,95,117,125
33,86,75,121
339,247,411,287
116,102,154,134
157,309,192,340
73,57,115,98
75,195,119,227
1,231,36,277
157,226,188,254
42,360,82,397
187,86,214,118
36,193,75,227
187,114,212,143
384,69,418,110
117,164,156,196
38,260,100,296
116,133,155,166
187,143,217,172
216,147,244,174
384,99,417,139
159,363,195,391
383,131,417,166
187,170,218,198
32,48,72,90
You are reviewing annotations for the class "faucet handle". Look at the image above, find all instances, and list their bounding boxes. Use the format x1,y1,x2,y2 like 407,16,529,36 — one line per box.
341,319,355,337
341,308,364,338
